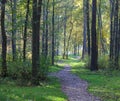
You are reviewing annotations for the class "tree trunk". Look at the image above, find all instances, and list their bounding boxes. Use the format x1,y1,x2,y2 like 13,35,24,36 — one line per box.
52,0,55,65
32,0,42,85
11,0,17,61
45,0,49,57
42,0,45,55
1,0,7,77
90,0,98,71
98,0,106,55
109,0,114,60
86,0,90,56
23,0,30,61
114,0,119,68
66,21,73,59
63,8,67,59
82,0,87,59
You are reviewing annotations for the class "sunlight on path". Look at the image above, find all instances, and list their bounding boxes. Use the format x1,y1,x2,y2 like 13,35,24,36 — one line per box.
50,64,101,101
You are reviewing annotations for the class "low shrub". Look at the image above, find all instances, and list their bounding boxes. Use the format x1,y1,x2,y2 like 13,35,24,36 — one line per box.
7,60,32,80
82,56,91,69
98,55,109,69
38,55,51,80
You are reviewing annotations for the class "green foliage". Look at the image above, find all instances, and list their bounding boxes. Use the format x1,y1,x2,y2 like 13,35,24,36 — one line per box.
82,55,119,70
82,56,90,69
6,59,32,86
98,55,109,69
49,65,63,73
108,58,120,70
7,60,31,80
38,56,51,80
68,57,120,101
0,77,67,101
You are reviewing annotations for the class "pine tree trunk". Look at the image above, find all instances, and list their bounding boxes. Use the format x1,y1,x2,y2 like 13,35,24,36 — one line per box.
82,0,87,59
11,0,17,61
32,0,42,85
1,0,7,77
23,0,30,61
52,0,55,65
63,8,67,59
86,0,90,56
45,0,49,57
90,0,98,71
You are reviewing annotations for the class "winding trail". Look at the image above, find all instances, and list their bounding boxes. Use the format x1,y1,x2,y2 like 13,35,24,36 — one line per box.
50,64,101,101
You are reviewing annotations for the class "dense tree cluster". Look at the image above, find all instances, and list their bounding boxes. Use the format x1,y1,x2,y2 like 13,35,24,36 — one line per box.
0,0,120,85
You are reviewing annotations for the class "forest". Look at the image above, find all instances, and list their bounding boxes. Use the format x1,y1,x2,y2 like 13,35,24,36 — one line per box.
0,0,120,101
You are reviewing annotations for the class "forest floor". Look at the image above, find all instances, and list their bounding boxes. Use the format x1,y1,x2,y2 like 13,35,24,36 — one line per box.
0,56,120,101
49,63,101,101
61,56,120,101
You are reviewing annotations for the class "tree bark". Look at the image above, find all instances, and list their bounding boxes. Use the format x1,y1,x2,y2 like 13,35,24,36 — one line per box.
66,21,73,59
1,0,7,77
86,0,90,56
11,0,17,61
23,0,30,61
82,0,87,59
52,0,55,65
90,0,98,71
32,0,42,85
45,0,49,57
114,0,119,68
63,8,67,59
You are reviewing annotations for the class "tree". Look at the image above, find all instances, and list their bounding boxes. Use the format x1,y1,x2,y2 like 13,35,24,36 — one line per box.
11,0,17,61
90,0,98,71
1,0,7,77
23,0,30,61
52,0,55,65
45,0,49,57
63,8,67,59
114,0,119,68
86,0,90,56
109,0,119,69
32,0,42,85
82,0,87,59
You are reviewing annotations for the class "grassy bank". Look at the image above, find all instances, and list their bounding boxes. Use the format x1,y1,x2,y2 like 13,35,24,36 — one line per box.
0,64,67,101
65,57,120,101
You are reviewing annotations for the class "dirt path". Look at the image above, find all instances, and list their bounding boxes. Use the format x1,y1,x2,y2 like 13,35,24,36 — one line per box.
50,65,101,101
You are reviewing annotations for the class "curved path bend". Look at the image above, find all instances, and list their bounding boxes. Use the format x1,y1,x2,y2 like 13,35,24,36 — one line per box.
50,65,101,101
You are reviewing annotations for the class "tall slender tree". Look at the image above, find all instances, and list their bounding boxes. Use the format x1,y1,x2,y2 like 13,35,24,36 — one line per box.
42,0,46,55
63,8,67,59
23,0,30,61
114,0,119,68
86,0,90,56
82,0,87,59
109,0,114,60
11,0,17,61
52,0,55,65
90,0,98,71
32,0,42,85
1,0,7,77
45,0,49,57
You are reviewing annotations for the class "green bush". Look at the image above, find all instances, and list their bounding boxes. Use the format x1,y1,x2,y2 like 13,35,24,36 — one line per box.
83,56,91,69
98,55,109,69
7,60,32,81
83,55,109,70
38,55,51,80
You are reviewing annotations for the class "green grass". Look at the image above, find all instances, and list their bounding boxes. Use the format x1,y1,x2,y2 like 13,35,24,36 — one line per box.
1,56,120,101
64,57,120,101
0,62,67,101
49,65,64,73
0,77,67,101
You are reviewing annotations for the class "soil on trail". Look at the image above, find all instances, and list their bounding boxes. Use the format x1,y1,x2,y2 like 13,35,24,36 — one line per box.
49,65,101,101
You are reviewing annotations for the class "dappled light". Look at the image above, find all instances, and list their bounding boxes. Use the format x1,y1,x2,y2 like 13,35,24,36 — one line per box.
0,0,120,100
